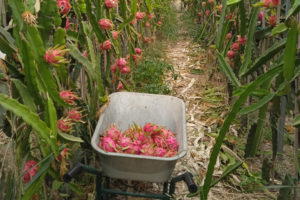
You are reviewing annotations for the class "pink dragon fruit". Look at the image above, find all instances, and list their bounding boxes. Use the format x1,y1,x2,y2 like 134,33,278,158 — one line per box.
135,131,147,143
100,136,117,152
140,144,155,156
258,11,263,21
208,0,214,5
153,136,166,148
117,136,132,149
65,18,69,30
59,90,77,104
125,142,141,154
67,110,82,122
135,12,146,20
261,0,279,8
98,19,113,30
146,21,150,27
130,18,136,25
226,33,232,40
117,82,124,91
83,51,88,58
157,21,162,26
268,15,276,27
110,64,117,73
57,0,71,16
205,10,210,16
230,42,240,51
100,39,112,51
116,58,127,68
134,48,142,55
23,160,38,183
154,147,167,157
237,35,247,45
160,128,175,139
166,137,179,151
57,148,68,161
217,5,222,14
195,18,199,22
227,50,236,59
202,2,207,7
44,46,69,66
120,66,131,74
57,118,72,133
99,123,179,157
111,31,120,39
148,13,154,19
106,126,121,141
105,0,118,9
165,150,177,157
143,123,154,133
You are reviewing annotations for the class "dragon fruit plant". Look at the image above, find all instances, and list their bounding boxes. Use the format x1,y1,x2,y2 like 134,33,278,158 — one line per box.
99,123,179,157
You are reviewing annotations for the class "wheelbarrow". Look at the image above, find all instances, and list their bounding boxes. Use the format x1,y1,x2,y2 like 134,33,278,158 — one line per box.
64,92,197,199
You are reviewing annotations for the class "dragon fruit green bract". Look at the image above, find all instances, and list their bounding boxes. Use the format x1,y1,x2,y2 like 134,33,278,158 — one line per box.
99,123,179,157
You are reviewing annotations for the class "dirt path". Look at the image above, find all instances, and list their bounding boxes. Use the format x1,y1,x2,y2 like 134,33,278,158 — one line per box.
160,2,275,199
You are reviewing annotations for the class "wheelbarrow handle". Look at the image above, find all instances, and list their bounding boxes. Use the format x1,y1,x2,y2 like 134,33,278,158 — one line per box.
63,163,83,183
169,172,198,195
182,172,198,193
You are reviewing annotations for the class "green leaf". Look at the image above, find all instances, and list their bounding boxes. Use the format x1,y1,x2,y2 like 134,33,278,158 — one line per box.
26,0,37,13
52,180,63,190
0,26,16,50
211,161,243,187
286,0,300,21
240,39,286,77
18,40,42,106
201,65,282,200
271,23,287,36
67,183,84,195
84,0,106,42
292,114,300,126
0,35,15,58
119,0,137,30
217,51,241,87
8,0,25,31
11,79,37,112
216,0,227,50
283,24,298,81
54,28,66,46
255,27,272,40
145,0,152,13
239,0,247,37
38,0,61,42
238,7,259,77
0,94,58,154
26,26,68,106
45,97,58,140
53,28,68,85
58,131,84,143
67,43,96,80
238,93,275,115
227,0,242,6
23,153,56,199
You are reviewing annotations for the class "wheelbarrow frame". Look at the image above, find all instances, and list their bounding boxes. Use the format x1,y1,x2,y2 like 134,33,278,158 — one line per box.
64,163,197,200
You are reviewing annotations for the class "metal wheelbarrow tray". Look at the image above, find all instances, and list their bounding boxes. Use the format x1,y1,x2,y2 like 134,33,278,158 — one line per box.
91,92,187,182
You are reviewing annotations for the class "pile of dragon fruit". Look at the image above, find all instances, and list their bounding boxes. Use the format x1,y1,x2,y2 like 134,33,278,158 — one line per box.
98,123,179,157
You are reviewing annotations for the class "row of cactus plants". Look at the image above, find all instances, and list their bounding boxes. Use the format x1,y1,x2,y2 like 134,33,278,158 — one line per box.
0,0,173,199
185,0,300,199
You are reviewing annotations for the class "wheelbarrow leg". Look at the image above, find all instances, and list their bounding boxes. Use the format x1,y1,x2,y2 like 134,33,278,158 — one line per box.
96,174,103,200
